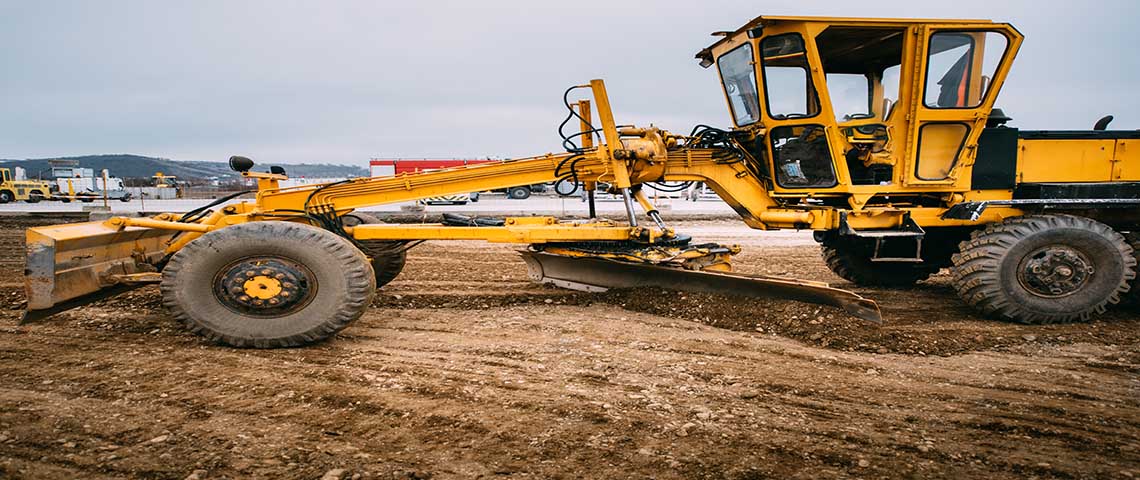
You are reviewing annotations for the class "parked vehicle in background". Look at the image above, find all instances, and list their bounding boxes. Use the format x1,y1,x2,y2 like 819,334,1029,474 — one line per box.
683,182,720,201
50,167,133,203
506,184,547,199
418,193,472,205
561,181,691,202
0,167,52,203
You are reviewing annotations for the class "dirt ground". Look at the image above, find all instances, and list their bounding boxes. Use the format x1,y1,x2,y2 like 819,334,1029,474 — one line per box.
0,216,1137,479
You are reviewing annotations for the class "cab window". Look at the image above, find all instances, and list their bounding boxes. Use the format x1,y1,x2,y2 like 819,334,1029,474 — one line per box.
814,26,906,122
717,43,760,126
825,73,871,121
924,31,1009,108
760,34,819,119
771,125,837,188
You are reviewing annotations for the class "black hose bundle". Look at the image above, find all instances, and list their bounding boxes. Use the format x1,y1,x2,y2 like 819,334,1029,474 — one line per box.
646,181,693,192
687,124,747,165
557,85,602,154
553,85,606,196
178,190,252,223
553,154,586,197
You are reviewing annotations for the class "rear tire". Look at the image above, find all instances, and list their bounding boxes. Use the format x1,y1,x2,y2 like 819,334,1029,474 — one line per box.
342,212,407,288
508,186,531,200
820,236,942,287
951,215,1135,324
161,221,376,348
26,191,43,203
1123,232,1140,307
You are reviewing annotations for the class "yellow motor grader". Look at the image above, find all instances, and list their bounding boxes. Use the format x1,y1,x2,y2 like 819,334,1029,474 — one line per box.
23,15,1140,347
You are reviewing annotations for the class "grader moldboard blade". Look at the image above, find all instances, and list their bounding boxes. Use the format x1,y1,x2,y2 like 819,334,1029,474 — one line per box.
22,221,175,324
520,251,883,323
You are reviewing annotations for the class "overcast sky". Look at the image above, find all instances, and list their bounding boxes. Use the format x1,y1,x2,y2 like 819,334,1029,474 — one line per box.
2,0,1138,165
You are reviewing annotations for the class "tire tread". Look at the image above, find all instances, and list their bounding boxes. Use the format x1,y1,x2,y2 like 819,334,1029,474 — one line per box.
950,215,1135,324
160,221,376,348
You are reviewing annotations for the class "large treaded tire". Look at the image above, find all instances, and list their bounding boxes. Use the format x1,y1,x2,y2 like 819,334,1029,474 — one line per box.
343,212,407,288
820,237,942,287
951,215,1135,324
161,221,376,348
368,247,406,288
1123,232,1140,307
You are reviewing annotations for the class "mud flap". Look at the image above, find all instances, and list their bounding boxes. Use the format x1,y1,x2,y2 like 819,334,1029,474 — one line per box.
23,222,175,323
520,251,882,323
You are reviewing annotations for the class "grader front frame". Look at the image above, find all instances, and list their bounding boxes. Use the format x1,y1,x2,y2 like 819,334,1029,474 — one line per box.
23,79,881,347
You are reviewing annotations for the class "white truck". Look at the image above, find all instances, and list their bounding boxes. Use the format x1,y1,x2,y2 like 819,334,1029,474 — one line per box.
51,167,133,202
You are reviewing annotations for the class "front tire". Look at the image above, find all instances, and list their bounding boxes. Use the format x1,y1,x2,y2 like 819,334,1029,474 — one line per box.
161,221,376,348
951,215,1136,324
0,191,13,203
508,186,531,200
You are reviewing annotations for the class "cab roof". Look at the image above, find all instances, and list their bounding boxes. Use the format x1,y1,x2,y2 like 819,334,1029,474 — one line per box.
695,15,996,65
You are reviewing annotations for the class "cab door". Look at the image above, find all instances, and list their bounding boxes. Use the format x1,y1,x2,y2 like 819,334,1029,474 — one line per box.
755,25,846,192
901,24,1022,188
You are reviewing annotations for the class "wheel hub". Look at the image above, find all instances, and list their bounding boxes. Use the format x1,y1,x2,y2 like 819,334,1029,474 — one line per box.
214,257,316,316
1017,246,1094,297
243,275,283,300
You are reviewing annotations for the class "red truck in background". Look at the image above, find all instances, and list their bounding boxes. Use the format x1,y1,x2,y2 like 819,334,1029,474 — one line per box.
369,158,544,199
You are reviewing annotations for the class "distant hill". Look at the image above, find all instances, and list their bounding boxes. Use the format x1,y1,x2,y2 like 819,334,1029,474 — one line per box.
0,154,368,182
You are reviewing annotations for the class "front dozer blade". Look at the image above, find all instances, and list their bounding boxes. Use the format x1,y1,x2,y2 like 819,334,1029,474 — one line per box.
22,222,175,323
520,251,882,323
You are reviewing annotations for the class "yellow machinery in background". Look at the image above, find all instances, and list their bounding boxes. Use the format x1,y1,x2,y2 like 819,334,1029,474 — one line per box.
22,15,1140,347
0,168,51,204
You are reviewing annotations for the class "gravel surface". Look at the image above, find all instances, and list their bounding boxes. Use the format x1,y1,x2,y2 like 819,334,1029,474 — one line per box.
1,216,1137,479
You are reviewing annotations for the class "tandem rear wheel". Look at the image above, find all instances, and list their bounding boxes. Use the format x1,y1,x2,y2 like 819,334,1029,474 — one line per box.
1118,231,1140,307
951,215,1137,324
342,212,407,288
161,221,377,348
818,228,974,287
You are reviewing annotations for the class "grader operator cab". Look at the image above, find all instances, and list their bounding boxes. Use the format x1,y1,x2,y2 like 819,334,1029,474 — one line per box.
21,16,1139,347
